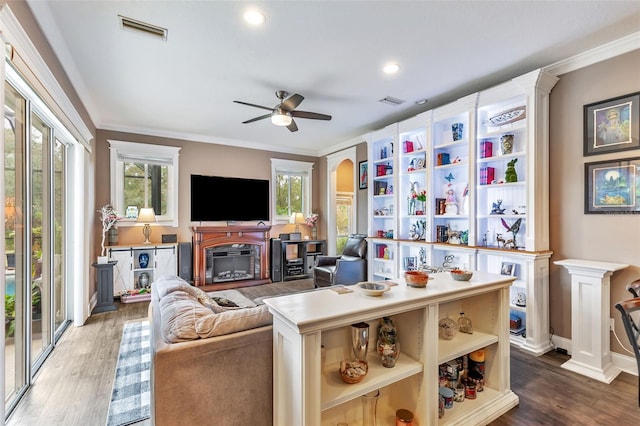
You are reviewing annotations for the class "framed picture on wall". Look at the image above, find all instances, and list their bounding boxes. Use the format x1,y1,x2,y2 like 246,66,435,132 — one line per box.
583,91,640,156
584,157,640,214
359,160,368,190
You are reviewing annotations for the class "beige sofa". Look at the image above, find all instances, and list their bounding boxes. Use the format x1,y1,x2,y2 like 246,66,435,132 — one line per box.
149,275,274,426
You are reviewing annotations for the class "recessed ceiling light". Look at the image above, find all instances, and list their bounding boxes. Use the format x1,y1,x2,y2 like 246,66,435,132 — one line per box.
415,98,428,105
244,9,266,26
383,63,400,75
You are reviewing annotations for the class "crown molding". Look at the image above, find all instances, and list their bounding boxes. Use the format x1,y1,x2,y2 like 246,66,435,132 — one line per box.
544,32,640,76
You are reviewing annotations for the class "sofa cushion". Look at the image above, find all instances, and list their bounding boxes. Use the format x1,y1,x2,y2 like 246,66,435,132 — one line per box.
154,275,193,299
159,290,213,343
195,305,272,338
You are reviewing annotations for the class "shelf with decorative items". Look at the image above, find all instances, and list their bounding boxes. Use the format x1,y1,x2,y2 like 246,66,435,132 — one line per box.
108,243,177,298
362,70,556,358
430,94,477,249
476,91,529,251
476,248,553,355
399,112,430,242
265,271,517,426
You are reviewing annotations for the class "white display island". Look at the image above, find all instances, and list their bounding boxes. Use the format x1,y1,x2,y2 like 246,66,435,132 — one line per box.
265,272,518,425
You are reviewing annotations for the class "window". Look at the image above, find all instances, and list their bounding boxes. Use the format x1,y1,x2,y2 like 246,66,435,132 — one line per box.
271,158,313,222
336,192,354,253
109,140,180,226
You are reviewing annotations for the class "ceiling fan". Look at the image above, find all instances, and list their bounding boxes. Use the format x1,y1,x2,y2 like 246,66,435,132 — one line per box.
234,90,332,132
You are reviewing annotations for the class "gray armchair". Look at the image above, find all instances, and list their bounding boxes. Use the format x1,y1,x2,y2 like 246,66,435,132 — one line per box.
313,235,367,288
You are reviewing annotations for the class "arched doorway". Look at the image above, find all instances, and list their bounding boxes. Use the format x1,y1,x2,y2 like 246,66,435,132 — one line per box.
326,147,357,255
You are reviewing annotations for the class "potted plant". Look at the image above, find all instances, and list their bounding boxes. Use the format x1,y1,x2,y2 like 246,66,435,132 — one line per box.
97,204,121,263
305,213,319,239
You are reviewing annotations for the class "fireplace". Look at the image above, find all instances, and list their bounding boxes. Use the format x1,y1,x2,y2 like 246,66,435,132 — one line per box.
206,244,260,284
192,225,271,290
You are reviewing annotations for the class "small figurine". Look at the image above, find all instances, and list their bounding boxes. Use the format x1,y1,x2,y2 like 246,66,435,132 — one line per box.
505,158,518,183
491,199,505,215
444,184,458,215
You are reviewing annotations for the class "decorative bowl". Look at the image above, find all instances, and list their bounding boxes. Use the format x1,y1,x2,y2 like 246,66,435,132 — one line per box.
339,359,368,384
357,282,390,297
450,270,473,281
405,270,429,288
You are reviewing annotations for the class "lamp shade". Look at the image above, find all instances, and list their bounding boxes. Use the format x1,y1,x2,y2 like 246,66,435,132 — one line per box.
137,207,157,223
289,212,305,225
137,207,156,244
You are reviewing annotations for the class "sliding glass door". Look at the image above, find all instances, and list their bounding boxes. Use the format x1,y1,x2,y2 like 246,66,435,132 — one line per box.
4,74,70,414
4,81,27,409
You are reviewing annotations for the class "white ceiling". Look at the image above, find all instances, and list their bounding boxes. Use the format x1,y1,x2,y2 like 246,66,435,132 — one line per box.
26,1,640,157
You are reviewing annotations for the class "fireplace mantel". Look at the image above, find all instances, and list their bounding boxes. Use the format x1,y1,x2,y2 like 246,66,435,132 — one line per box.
191,225,272,290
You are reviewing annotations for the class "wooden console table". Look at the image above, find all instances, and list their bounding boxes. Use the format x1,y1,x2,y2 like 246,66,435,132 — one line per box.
191,225,271,290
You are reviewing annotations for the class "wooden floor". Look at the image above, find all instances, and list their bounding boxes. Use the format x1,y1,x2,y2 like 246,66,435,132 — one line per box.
6,301,640,425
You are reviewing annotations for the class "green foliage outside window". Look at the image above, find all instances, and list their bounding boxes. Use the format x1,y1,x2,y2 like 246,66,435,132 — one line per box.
123,162,168,216
275,173,303,217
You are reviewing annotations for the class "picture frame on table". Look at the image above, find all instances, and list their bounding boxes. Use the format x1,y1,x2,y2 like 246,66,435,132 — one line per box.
359,160,368,190
584,157,640,214
583,91,639,156
403,256,417,271
500,262,516,276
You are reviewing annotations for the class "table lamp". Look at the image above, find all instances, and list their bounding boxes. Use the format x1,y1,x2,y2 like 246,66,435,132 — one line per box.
137,207,156,244
289,212,305,233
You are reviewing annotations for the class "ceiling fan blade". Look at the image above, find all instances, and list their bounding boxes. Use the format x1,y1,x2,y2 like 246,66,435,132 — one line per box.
281,94,304,111
233,100,274,112
287,119,298,132
291,110,332,121
242,113,271,124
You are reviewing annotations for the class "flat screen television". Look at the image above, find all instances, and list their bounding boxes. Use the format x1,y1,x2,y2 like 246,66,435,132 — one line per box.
190,174,270,222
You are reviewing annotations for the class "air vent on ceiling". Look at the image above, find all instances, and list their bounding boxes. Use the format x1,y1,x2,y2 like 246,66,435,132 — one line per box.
378,96,405,106
118,15,168,40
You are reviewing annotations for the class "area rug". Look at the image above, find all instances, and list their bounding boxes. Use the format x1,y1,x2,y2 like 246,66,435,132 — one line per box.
106,320,151,426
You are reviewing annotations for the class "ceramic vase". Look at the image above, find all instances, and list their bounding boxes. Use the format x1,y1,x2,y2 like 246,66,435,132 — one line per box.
377,316,399,368
139,252,149,269
108,227,118,245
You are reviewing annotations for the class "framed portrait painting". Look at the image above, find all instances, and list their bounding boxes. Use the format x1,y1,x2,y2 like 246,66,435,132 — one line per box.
584,157,640,214
583,92,639,156
359,160,368,190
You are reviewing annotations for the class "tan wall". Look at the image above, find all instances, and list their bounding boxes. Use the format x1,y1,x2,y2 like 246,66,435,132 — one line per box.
549,49,640,351
95,129,321,246
336,159,354,193
356,142,369,235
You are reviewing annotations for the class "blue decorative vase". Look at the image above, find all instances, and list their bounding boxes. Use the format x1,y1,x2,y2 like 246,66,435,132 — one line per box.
139,253,149,269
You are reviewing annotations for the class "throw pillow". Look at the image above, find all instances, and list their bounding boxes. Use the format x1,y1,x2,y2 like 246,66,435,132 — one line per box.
195,304,272,338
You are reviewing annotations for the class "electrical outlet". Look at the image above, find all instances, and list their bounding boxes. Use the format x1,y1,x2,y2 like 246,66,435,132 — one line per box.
609,318,615,331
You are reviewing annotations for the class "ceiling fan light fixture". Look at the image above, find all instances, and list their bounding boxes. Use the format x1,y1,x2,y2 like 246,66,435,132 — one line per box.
271,110,292,126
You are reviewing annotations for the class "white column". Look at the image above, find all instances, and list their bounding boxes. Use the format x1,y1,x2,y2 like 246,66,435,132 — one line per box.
554,258,628,383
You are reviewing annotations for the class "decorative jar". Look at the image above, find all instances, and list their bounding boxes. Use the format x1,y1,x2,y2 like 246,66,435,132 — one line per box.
138,252,149,268
377,316,400,368
438,314,458,340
